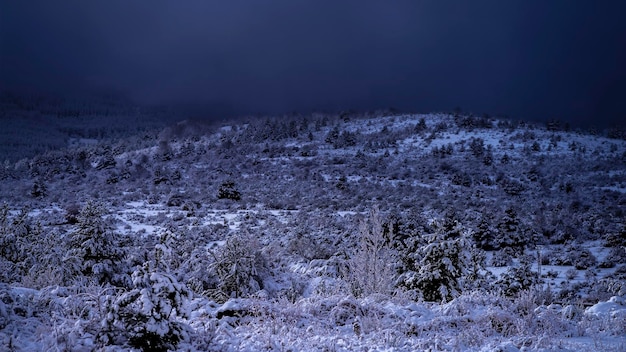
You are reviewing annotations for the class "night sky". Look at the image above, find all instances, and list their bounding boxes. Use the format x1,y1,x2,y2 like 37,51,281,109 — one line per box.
1,1,625,126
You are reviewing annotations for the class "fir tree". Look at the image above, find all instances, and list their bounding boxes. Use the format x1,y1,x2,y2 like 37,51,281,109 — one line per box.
496,207,526,249
472,215,497,250
99,262,192,351
65,201,129,286
399,217,471,302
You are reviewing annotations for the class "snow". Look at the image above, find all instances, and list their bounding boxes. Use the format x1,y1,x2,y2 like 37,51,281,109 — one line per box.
586,296,626,317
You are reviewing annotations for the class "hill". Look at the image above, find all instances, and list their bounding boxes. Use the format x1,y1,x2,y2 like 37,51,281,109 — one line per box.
0,109,625,351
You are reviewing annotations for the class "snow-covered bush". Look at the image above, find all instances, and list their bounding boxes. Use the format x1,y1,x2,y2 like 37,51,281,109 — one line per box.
0,206,35,266
565,268,578,280
572,248,597,270
0,206,23,282
490,247,514,267
429,292,519,343
603,224,626,247
545,245,597,270
500,177,526,196
589,267,626,299
39,286,116,351
0,258,19,284
209,232,267,299
330,296,365,326
0,205,68,288
180,247,218,296
599,246,626,268
495,262,539,297
153,229,182,271
581,296,626,338
0,284,18,330
512,288,548,318
99,262,193,351
287,231,334,261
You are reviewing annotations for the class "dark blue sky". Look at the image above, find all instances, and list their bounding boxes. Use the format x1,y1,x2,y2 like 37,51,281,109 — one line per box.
1,1,625,126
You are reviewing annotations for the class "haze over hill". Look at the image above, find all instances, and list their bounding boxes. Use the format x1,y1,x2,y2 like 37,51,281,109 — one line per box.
2,1,626,127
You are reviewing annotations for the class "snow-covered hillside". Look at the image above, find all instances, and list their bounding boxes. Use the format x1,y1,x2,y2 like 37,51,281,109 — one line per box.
1,111,625,351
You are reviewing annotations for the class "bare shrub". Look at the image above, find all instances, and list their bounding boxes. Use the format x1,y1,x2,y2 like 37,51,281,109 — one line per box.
348,207,397,297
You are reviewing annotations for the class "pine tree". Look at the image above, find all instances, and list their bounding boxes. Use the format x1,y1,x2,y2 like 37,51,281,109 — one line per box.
464,246,493,291
217,181,241,201
0,204,20,264
154,230,181,272
399,217,471,302
65,201,129,286
495,260,539,297
99,262,192,351
325,125,341,146
0,205,49,284
473,215,498,250
496,207,526,249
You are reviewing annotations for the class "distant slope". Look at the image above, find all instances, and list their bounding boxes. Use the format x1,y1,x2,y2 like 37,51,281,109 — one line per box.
0,91,180,162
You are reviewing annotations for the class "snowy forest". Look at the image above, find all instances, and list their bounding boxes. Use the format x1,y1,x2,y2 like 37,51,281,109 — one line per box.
1,93,625,351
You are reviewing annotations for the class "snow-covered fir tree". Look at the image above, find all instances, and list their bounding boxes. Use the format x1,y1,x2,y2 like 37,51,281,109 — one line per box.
399,216,472,302
99,261,193,351
64,201,129,286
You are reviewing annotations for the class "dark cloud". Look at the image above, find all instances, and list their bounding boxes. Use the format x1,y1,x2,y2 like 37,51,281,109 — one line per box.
2,1,625,126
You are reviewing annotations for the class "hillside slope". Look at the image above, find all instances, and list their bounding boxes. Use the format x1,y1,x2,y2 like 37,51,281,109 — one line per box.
1,111,625,351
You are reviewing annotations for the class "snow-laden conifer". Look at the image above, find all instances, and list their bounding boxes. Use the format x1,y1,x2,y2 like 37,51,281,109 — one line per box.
99,261,192,351
399,217,471,302
64,201,129,286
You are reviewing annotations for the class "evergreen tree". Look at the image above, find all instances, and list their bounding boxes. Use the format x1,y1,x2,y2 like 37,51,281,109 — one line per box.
495,260,539,297
472,215,498,250
0,205,50,285
99,262,192,351
65,201,129,286
463,246,493,291
414,118,427,133
496,207,526,249
399,217,471,302
217,181,241,201
0,204,20,264
325,125,341,145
